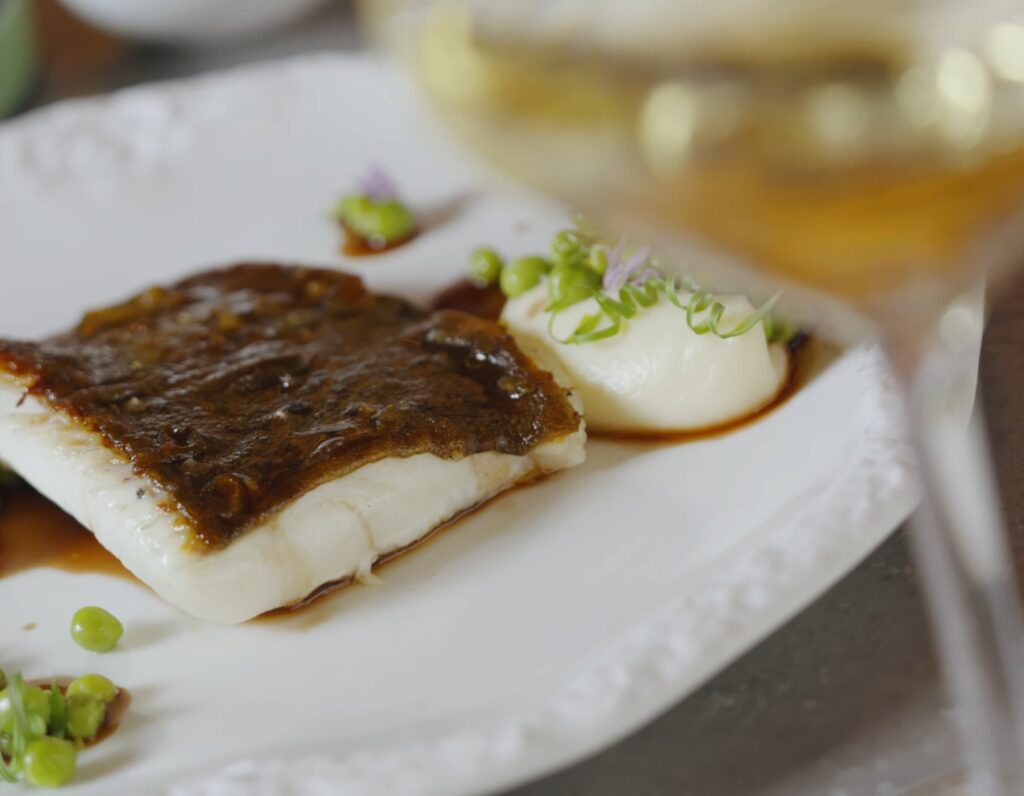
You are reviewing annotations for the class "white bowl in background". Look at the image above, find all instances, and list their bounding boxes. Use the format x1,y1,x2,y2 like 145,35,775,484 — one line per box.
59,0,333,45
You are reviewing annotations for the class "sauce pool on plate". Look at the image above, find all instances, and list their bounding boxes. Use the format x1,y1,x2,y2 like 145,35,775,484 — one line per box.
0,487,129,580
340,222,417,257
431,279,505,321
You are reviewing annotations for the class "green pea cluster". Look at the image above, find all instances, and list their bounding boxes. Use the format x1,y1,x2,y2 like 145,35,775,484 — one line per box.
467,229,605,309
334,195,416,247
0,672,118,788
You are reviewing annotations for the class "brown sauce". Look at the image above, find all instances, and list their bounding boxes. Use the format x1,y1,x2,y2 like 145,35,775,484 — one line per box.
430,276,829,445
340,223,417,257
90,686,130,746
0,264,581,550
0,487,130,579
431,279,506,321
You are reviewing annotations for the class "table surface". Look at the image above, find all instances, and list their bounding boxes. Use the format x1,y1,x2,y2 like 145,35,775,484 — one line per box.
11,3,1023,794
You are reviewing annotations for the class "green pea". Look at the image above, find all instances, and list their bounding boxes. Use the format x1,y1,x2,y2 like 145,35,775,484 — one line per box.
341,198,416,245
550,230,588,266
22,736,78,788
333,195,370,223
66,674,117,705
0,684,51,734
587,245,609,276
70,606,123,653
499,256,551,298
547,263,601,309
468,247,503,286
372,200,416,243
65,696,106,741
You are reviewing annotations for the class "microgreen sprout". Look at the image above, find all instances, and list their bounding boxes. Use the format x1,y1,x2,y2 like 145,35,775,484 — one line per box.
469,224,793,346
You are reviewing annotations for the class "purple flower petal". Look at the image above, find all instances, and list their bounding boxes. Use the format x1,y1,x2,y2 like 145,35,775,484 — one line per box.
359,165,399,202
622,246,651,278
601,239,628,292
630,266,660,286
609,245,651,290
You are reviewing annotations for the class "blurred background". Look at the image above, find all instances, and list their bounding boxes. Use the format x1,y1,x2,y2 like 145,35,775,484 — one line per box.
0,0,357,117
7,2,1024,794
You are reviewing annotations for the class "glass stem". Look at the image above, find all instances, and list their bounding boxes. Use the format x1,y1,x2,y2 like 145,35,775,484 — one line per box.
887,328,1024,794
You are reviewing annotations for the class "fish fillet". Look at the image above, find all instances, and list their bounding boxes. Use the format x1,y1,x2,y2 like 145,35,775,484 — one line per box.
0,265,585,623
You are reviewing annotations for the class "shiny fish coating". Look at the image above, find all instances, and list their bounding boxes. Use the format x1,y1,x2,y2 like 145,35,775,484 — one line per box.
0,264,580,549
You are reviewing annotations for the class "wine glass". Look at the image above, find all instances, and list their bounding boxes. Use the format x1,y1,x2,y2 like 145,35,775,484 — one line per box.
362,1,1024,791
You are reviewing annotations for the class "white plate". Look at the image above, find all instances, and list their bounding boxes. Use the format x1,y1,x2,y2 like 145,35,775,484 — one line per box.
0,55,919,796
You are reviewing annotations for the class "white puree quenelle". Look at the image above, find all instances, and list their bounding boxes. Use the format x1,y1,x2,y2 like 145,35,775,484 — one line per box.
501,284,790,434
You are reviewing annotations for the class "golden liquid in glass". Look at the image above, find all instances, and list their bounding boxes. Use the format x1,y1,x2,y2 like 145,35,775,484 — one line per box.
408,11,1024,302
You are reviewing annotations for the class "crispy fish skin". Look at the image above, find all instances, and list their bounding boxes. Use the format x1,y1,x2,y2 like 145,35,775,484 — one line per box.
0,265,585,622
0,264,582,548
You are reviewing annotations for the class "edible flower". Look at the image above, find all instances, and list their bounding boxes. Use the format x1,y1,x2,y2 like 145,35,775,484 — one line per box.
605,243,656,293
358,165,400,202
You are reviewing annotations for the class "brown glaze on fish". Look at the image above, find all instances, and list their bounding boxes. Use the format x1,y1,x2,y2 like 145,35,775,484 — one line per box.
0,264,580,550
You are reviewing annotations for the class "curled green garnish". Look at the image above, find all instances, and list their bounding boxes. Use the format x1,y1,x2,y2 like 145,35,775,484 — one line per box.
550,229,589,267
587,245,609,275
547,262,600,312
550,276,780,345
471,224,794,346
